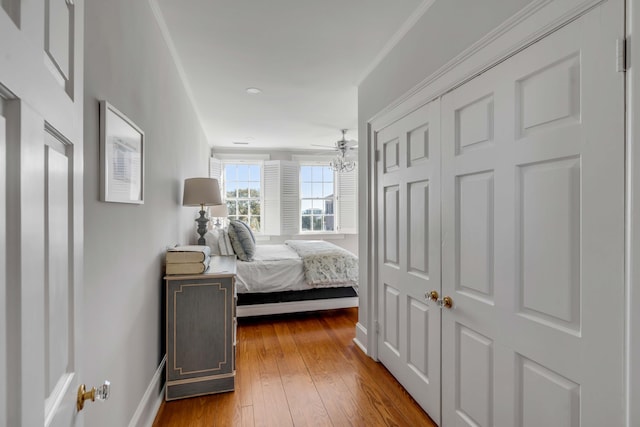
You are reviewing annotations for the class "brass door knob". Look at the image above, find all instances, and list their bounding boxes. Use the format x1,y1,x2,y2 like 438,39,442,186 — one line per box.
425,291,453,309
77,381,110,411
442,296,453,309
427,290,439,301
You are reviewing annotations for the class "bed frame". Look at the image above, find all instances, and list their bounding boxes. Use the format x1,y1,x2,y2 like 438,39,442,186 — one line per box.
236,286,358,317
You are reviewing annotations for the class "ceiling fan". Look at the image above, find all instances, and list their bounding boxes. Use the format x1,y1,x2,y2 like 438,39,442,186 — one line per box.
312,129,358,156
313,129,358,172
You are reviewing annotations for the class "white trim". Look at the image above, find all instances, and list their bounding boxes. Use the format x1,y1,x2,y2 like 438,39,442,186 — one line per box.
626,2,639,426
366,123,378,359
128,355,167,427
215,153,270,161
353,322,368,355
356,0,436,86
236,297,358,317
147,0,206,138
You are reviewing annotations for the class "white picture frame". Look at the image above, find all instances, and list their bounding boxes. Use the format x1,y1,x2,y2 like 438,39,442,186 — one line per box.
99,100,144,204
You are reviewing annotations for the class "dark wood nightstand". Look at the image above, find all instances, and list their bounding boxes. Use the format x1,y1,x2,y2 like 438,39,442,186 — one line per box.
164,256,237,400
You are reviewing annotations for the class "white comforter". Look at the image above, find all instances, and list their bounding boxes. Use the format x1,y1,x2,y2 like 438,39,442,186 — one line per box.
235,242,358,294
235,245,306,293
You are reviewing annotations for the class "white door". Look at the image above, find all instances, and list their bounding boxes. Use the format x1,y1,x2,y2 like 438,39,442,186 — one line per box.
441,1,624,426
376,99,442,422
0,1,85,426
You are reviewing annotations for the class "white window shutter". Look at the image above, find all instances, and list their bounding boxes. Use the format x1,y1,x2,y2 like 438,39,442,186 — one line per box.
337,165,357,234
263,160,281,235
281,161,300,235
209,157,222,181
262,160,299,236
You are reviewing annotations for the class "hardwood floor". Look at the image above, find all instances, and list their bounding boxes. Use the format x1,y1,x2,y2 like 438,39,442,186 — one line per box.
153,308,437,427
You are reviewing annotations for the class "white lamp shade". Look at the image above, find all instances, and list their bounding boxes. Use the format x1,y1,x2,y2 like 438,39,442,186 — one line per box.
209,204,228,217
182,178,222,207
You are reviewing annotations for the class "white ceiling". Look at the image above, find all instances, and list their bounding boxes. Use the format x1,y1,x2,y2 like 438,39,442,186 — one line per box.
152,0,426,150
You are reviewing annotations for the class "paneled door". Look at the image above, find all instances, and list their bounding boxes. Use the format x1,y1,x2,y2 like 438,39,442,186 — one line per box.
0,1,85,426
441,1,624,426
376,100,441,423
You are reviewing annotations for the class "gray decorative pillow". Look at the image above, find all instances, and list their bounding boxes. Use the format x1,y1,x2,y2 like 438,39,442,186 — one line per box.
227,220,256,261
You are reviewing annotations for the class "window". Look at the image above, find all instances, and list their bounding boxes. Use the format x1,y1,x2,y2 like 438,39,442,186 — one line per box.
214,156,356,236
300,165,335,232
223,163,262,232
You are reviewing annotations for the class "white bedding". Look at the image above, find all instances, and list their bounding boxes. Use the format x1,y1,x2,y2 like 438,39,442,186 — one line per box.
235,243,358,294
235,245,307,293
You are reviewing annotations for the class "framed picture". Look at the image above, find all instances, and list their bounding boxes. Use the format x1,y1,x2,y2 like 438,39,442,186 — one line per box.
99,100,144,204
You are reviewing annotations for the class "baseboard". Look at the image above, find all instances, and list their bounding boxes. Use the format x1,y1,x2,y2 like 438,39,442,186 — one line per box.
353,322,368,355
128,355,166,427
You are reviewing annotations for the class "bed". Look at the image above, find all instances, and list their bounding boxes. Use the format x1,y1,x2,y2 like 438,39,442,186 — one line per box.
205,227,359,317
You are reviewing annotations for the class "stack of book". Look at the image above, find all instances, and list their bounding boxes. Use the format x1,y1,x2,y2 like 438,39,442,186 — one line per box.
166,245,211,275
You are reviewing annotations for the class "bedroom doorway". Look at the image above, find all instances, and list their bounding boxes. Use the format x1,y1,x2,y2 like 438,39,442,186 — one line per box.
371,0,625,425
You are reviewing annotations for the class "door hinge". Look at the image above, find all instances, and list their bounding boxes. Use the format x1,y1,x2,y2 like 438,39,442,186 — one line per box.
375,150,380,162
617,37,629,73
375,321,380,334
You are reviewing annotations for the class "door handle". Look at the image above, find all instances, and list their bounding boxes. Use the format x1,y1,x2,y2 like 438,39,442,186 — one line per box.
426,290,439,301
426,290,454,309
441,296,453,309
77,380,110,411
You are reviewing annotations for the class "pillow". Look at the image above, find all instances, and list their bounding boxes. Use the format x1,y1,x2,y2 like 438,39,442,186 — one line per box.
218,229,235,256
203,229,222,256
227,220,256,261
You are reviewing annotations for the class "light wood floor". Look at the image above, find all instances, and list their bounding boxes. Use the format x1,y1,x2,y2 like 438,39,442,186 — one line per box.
153,308,436,427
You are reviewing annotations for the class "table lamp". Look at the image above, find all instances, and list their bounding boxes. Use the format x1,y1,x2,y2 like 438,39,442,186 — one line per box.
182,178,222,245
209,204,228,229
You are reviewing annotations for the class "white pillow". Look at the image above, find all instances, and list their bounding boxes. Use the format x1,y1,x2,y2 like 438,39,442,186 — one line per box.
218,229,235,256
204,229,222,256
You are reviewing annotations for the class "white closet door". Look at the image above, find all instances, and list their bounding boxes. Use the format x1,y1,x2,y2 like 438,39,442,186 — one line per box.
441,1,624,426
376,99,441,422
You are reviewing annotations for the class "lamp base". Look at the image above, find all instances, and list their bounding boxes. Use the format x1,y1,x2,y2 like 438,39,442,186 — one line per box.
195,209,209,245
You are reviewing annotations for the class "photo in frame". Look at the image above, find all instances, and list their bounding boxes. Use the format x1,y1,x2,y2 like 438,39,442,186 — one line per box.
99,100,144,204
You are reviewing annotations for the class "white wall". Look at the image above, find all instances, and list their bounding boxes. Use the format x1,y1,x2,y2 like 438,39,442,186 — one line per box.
83,0,209,425
356,0,534,348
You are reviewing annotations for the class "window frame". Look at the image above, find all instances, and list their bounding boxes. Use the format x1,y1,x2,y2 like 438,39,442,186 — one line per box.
221,160,264,234
298,161,337,234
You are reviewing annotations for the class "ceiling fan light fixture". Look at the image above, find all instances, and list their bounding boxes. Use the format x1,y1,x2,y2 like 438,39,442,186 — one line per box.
330,153,356,173
328,129,357,173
